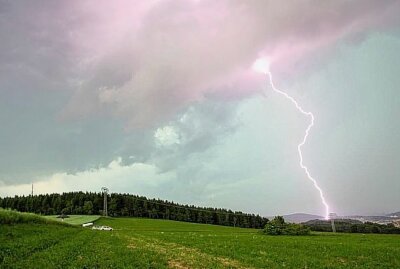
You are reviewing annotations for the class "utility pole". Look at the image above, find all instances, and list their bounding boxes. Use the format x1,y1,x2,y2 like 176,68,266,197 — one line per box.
101,187,109,216
30,183,34,212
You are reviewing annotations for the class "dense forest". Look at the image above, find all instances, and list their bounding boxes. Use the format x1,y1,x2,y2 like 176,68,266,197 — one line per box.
0,192,269,229
304,219,400,234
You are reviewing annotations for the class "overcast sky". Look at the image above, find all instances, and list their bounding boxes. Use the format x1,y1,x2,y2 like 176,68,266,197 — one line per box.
1,0,399,216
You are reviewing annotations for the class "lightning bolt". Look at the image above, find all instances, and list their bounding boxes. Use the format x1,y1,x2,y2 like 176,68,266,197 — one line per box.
266,71,330,220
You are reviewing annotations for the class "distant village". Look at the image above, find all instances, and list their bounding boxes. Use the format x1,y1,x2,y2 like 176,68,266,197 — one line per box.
344,214,400,227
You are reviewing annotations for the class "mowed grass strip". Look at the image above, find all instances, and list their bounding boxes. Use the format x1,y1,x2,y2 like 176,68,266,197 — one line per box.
96,217,255,233
44,215,101,225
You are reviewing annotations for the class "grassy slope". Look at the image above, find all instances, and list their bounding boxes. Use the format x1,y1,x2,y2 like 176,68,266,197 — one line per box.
0,224,161,269
0,208,66,226
1,213,399,268
44,215,100,225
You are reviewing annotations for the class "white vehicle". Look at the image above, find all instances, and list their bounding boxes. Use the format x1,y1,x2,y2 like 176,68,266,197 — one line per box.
92,225,113,231
82,222,93,227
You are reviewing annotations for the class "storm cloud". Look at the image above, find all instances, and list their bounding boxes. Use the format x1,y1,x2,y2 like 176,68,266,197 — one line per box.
0,0,399,216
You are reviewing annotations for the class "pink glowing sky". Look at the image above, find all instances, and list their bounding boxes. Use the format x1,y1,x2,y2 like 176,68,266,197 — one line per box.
1,0,400,216
56,0,400,128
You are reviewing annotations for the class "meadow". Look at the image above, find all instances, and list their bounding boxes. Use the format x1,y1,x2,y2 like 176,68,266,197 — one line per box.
1,210,399,268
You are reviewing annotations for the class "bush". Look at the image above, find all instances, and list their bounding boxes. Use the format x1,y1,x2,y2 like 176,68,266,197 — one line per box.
284,223,311,235
263,216,310,235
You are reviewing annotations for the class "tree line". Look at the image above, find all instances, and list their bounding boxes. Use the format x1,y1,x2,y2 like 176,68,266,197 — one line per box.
303,219,400,234
0,192,269,229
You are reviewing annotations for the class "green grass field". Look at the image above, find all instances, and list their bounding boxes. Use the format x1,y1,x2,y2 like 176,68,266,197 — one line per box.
43,215,100,225
1,212,399,268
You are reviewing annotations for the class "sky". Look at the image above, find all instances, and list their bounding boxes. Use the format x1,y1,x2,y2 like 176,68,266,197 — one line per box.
0,0,399,216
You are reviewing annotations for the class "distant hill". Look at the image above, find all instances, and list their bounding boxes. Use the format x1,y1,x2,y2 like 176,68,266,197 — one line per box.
303,218,400,234
282,213,323,223
386,211,400,217
344,214,398,224
304,219,362,226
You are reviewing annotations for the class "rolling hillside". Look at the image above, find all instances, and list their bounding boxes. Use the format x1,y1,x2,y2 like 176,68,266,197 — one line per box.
282,213,323,223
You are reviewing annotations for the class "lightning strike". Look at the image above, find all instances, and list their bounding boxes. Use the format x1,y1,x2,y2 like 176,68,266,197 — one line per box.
253,58,330,219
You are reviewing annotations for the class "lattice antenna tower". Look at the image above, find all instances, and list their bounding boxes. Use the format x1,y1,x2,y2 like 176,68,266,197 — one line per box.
101,187,109,216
